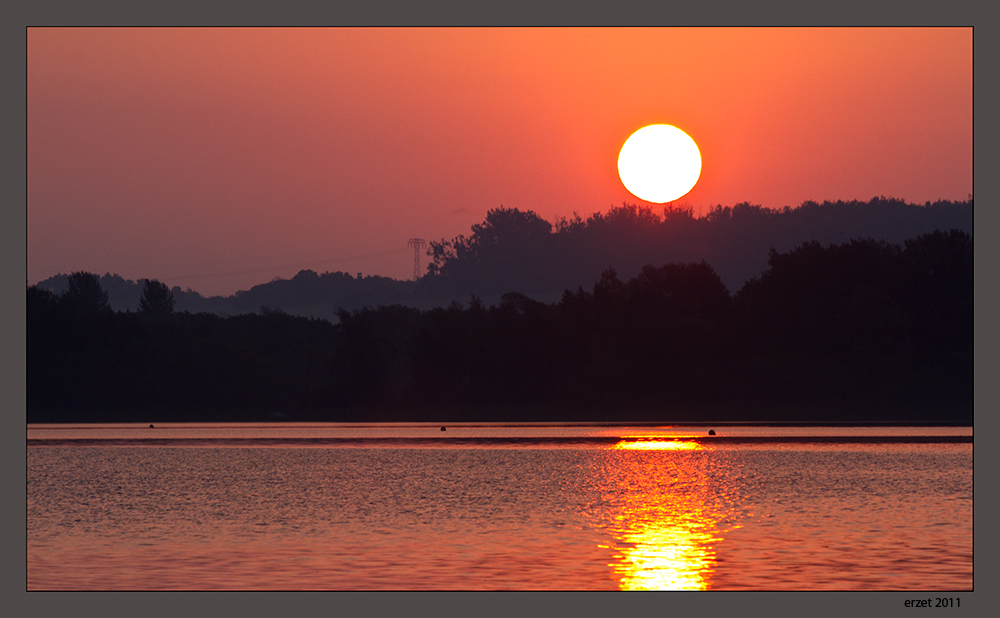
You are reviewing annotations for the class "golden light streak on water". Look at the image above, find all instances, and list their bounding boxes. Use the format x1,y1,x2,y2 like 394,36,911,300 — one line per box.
609,524,720,590
601,440,737,590
613,439,702,451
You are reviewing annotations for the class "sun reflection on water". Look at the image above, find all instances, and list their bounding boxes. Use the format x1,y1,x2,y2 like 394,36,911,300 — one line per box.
603,523,720,590
613,439,701,451
598,439,740,590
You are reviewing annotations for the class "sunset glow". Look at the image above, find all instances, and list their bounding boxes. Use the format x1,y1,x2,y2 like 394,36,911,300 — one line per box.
27,28,972,296
24,22,976,596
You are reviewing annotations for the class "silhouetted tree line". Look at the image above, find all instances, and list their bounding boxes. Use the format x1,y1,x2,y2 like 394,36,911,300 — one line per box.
419,196,972,303
28,274,341,421
33,270,415,322
32,197,972,321
28,229,972,423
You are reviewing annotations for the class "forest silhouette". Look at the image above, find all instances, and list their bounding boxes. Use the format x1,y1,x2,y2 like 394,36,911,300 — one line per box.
34,197,972,320
27,203,973,423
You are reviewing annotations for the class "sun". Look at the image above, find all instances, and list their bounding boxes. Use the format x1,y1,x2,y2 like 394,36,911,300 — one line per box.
618,125,702,204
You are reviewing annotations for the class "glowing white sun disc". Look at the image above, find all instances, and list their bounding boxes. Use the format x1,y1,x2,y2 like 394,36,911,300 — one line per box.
618,124,702,203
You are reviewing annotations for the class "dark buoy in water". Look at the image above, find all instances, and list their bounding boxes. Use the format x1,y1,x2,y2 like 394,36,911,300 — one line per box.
708,429,716,436
149,424,154,429
441,426,446,431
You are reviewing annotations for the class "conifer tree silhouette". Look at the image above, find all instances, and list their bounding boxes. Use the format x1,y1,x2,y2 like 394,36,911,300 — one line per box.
61,271,111,315
139,279,175,316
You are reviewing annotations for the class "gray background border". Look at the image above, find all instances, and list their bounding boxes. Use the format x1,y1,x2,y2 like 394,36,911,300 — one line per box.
11,2,991,616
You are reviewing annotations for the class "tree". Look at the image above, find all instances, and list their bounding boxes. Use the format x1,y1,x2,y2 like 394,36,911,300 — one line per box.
27,284,58,317
138,279,175,316
60,271,111,315
426,206,553,288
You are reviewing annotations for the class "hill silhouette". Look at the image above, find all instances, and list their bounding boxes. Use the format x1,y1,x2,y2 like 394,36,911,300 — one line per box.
33,196,972,320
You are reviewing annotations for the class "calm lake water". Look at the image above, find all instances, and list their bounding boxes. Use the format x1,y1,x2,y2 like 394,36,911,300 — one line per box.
26,423,973,591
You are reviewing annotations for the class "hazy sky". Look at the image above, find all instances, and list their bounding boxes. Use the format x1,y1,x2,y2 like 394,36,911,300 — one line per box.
27,28,972,297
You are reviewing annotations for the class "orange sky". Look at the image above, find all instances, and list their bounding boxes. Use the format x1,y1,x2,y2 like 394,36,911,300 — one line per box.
27,28,972,296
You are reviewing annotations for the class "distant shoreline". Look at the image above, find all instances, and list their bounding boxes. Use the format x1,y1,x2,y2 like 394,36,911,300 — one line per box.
26,417,974,427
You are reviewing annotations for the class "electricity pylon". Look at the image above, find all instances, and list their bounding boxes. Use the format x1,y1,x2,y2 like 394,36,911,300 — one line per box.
407,238,426,281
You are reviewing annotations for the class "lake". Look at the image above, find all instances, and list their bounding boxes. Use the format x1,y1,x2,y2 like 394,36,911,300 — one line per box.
26,423,973,591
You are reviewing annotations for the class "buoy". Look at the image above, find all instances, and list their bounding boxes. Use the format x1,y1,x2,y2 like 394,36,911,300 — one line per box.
708,429,716,436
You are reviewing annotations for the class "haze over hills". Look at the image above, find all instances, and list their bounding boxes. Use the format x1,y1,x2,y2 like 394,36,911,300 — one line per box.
33,197,973,321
